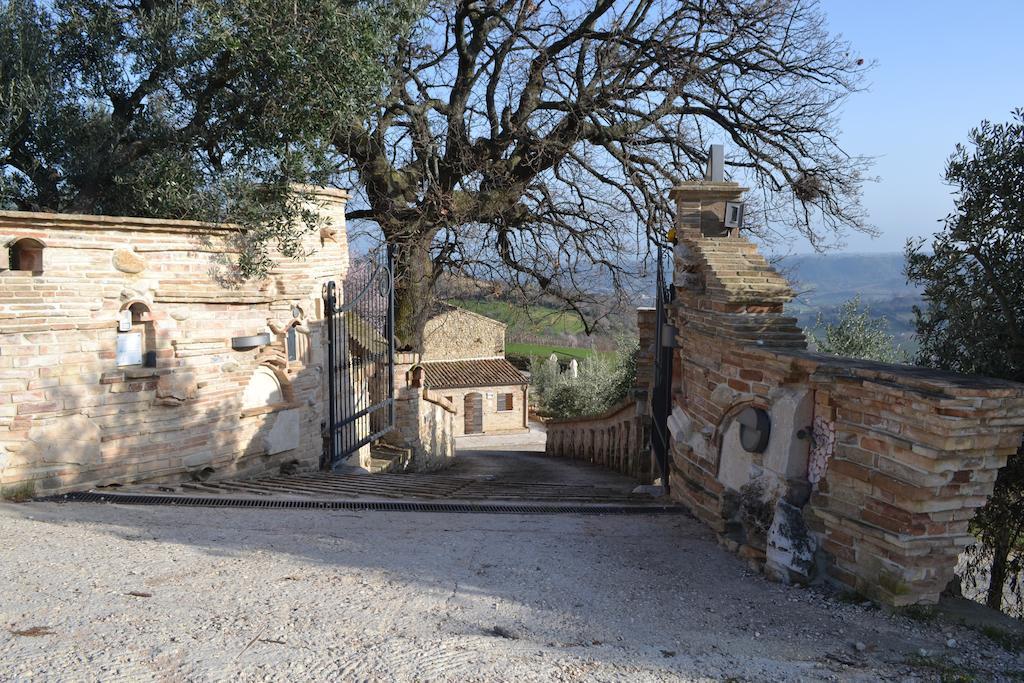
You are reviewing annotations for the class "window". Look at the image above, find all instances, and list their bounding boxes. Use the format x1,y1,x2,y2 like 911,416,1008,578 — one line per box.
4,238,44,273
497,392,514,412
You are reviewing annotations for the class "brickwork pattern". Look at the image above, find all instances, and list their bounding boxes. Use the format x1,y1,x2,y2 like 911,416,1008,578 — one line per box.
0,188,350,496
663,179,1024,605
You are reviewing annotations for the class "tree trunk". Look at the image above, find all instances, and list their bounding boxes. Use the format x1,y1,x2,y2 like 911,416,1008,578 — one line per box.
986,527,1012,611
390,229,437,352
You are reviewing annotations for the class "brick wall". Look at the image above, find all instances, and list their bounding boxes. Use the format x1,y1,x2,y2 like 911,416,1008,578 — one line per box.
0,187,350,496
663,179,1024,606
382,353,457,471
545,394,654,483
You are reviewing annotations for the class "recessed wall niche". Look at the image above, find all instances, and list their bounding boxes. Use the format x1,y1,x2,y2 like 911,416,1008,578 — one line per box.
117,302,157,367
3,238,45,273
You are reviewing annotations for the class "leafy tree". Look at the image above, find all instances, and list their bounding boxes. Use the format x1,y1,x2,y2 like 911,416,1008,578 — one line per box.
807,295,907,363
906,109,1024,615
335,0,873,349
531,337,638,419
1,0,419,274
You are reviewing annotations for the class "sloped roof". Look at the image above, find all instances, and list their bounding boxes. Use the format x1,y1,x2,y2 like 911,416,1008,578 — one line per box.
421,358,527,389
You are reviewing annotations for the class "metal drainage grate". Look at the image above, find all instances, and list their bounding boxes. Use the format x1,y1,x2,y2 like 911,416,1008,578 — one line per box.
44,491,683,515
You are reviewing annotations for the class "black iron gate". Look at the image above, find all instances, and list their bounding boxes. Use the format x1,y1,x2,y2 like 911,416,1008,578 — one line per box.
323,251,395,469
650,243,675,492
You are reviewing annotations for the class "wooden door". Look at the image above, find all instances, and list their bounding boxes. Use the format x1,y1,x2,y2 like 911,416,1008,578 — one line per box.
464,392,483,434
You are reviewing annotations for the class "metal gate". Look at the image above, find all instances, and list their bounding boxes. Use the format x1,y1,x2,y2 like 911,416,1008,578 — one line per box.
650,243,675,492
323,252,395,469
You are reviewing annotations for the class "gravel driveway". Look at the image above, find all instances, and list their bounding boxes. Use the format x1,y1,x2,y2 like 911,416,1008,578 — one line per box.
1,501,1021,681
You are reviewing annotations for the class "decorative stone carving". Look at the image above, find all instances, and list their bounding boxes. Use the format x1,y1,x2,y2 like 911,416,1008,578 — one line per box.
717,420,752,491
320,226,339,244
807,416,835,485
667,405,692,442
763,388,813,479
112,248,147,274
710,383,741,407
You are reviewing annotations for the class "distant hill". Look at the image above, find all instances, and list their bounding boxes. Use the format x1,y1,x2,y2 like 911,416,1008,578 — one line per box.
778,253,922,349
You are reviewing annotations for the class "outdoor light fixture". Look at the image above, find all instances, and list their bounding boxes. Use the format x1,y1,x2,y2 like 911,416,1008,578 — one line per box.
738,406,771,453
231,333,271,350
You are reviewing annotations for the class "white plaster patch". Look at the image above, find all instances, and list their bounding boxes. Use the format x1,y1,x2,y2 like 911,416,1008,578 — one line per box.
263,409,300,455
763,388,813,480
717,421,753,491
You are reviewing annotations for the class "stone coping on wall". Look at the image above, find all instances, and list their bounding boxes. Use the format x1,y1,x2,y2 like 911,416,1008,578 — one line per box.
771,348,1024,397
0,210,242,234
544,392,648,426
0,186,351,236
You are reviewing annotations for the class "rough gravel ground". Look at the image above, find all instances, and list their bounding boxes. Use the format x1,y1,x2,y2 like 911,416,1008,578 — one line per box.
1,502,1022,682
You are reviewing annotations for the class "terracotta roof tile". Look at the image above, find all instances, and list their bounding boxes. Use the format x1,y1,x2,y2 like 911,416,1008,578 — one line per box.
421,358,526,389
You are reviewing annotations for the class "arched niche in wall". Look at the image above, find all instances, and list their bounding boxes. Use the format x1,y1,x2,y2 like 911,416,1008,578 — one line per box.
117,301,157,368
715,401,765,492
242,365,294,410
2,238,45,273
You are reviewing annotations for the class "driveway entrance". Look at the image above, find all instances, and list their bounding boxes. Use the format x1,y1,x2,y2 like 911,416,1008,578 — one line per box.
68,425,656,506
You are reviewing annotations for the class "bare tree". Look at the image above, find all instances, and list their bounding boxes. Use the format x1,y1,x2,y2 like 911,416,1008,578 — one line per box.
333,0,872,349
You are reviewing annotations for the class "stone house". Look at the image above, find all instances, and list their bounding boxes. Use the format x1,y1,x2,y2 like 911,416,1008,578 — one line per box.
419,305,528,437
0,187,352,496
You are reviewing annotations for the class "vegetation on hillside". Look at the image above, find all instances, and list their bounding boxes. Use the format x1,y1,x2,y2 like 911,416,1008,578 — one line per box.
530,338,638,419
906,109,1024,617
806,296,908,363
781,253,920,351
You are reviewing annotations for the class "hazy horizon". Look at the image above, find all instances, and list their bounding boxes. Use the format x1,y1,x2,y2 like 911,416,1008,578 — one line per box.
814,0,1021,255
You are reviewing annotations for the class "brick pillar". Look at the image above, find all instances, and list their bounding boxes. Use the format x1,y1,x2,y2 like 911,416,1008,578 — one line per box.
670,181,747,240
635,307,657,398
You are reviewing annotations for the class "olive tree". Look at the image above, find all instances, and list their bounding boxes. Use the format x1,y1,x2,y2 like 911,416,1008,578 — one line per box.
906,109,1024,615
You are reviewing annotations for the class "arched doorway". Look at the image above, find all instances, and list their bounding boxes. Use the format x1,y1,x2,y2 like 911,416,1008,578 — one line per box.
463,392,483,434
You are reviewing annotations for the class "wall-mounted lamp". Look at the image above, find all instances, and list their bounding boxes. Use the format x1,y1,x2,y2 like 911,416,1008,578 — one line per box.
231,333,271,350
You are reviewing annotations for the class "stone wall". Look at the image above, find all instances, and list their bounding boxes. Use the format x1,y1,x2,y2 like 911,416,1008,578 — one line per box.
438,385,529,437
383,353,457,471
543,308,658,482
545,394,655,483
663,179,1024,606
421,307,506,361
0,187,350,496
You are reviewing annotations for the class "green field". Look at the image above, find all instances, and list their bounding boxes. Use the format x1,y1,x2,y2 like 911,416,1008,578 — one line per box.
449,299,586,336
505,342,595,361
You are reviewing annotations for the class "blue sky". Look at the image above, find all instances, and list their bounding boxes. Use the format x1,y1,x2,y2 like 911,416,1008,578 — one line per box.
814,0,1023,254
